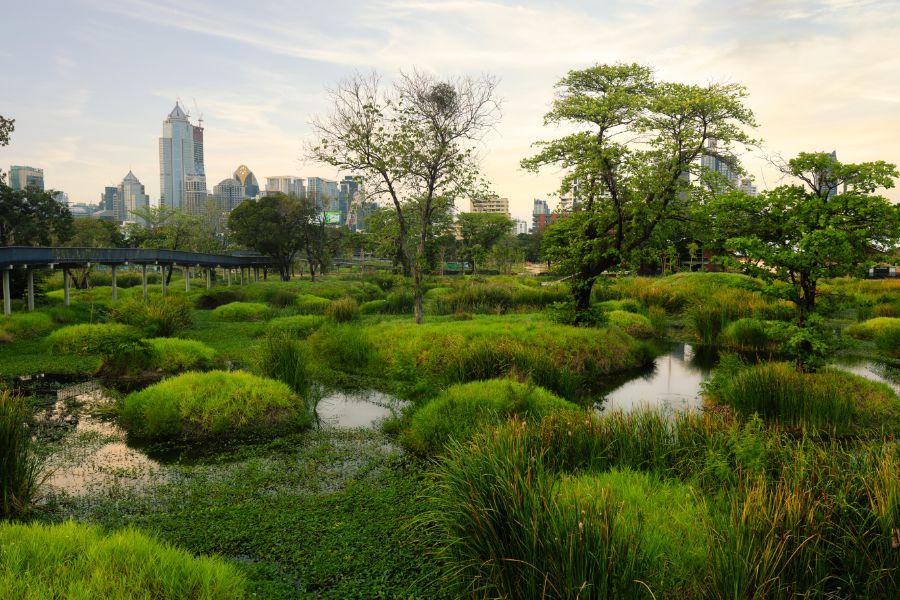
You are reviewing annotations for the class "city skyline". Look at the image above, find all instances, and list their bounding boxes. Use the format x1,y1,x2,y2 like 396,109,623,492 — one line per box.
1,0,898,223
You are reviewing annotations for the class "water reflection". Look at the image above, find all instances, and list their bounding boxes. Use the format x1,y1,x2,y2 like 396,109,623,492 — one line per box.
596,343,717,414
832,357,900,395
315,388,406,429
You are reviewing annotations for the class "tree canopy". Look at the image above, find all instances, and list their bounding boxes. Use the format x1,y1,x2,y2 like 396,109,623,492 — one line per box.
0,182,73,247
707,152,900,314
522,63,756,319
310,70,501,322
457,212,513,273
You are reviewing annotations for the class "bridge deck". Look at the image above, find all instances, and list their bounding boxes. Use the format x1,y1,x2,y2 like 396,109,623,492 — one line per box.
0,246,273,269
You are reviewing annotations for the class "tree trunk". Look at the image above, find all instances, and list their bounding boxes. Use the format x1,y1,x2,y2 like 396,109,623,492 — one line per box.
413,267,424,324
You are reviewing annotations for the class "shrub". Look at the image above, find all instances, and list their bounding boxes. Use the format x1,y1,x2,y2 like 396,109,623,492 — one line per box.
258,332,309,394
295,294,331,315
108,295,193,337
325,296,359,322
383,288,415,314
212,301,270,322
146,338,217,372
194,289,247,310
0,312,54,343
874,324,900,358
46,323,142,355
0,389,46,517
846,317,900,340
264,288,297,308
0,521,245,599
607,310,655,339
400,379,577,455
121,370,308,440
545,301,608,327
265,314,324,338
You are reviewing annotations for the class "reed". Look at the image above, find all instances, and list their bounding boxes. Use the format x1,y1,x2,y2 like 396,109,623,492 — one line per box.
0,389,46,517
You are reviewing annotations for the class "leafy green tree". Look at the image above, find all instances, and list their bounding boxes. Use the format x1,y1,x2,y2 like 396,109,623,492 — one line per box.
65,218,127,288
310,70,501,323
126,205,220,284
457,212,513,273
0,184,73,247
708,152,900,315
0,114,13,183
228,193,322,281
521,63,756,320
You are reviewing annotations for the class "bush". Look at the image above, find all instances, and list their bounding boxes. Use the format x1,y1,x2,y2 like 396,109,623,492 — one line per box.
264,288,297,308
108,295,193,337
874,324,900,358
0,312,54,343
295,294,331,315
325,296,359,322
194,289,247,310
46,323,142,355
212,301,270,322
0,389,46,517
121,370,309,440
0,520,245,599
265,314,324,338
258,332,309,394
400,379,577,455
607,310,655,339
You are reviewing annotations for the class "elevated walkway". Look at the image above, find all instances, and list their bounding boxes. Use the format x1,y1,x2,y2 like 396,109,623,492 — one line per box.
1,246,274,315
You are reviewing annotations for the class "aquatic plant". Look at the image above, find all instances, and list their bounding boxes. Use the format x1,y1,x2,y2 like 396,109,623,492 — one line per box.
258,332,310,394
0,520,245,599
0,389,46,517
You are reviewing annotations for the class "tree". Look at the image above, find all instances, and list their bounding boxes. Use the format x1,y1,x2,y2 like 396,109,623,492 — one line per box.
228,193,318,281
0,114,13,183
310,70,501,323
457,212,513,273
0,183,73,247
64,218,126,288
521,63,756,321
708,152,900,315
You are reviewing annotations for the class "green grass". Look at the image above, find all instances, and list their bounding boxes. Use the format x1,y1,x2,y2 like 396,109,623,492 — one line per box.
265,314,324,338
107,294,193,336
607,309,655,339
294,294,331,314
258,332,310,394
399,379,577,455
45,322,142,355
0,312,55,343
146,337,217,372
428,279,568,315
181,311,266,364
0,520,245,599
121,370,309,440
846,316,900,339
1,389,46,517
212,302,271,322
324,296,359,322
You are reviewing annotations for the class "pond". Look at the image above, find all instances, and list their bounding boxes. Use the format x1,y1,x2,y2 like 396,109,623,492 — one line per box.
314,387,407,429
595,343,718,414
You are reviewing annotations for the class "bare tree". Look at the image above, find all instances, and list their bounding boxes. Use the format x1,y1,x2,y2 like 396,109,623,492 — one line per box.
309,70,500,323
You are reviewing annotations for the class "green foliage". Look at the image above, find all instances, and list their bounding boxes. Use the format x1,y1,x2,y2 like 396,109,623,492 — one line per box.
263,288,297,308
606,310,655,339
846,316,900,340
46,323,142,355
0,521,245,599
457,212,514,273
545,300,609,327
874,325,900,358
431,280,567,315
324,296,359,322
0,389,45,517
708,152,900,314
258,332,310,395
720,318,801,352
194,288,247,309
0,312,54,343
306,324,374,373
107,294,193,337
294,294,331,315
265,314,324,338
145,338,217,372
212,301,270,322
400,379,577,455
121,370,308,440
0,181,73,247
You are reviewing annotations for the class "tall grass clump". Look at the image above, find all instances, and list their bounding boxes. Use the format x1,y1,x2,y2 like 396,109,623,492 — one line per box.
108,294,193,336
874,324,900,358
121,370,308,440
306,324,373,373
846,316,900,340
265,314,324,338
0,520,245,599
46,322,142,355
430,281,567,315
400,379,577,455
194,288,246,309
324,296,359,322
606,310,655,339
294,294,331,314
707,362,863,433
0,312,55,343
0,389,46,517
258,332,309,394
211,301,270,322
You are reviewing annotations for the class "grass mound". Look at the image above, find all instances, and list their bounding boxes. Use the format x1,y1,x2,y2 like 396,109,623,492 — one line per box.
121,370,308,440
295,294,331,315
400,379,577,455
46,323,141,355
265,314,324,338
0,520,245,599
846,316,900,340
212,302,270,322
607,310,655,339
0,312,54,343
108,294,193,336
194,288,247,310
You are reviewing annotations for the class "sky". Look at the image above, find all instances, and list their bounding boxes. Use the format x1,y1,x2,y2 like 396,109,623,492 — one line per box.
1,0,898,222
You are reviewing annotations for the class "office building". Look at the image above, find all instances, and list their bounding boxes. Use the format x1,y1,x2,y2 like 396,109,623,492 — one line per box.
265,176,305,197
470,194,510,218
100,186,118,212
182,174,209,216
532,198,552,232
307,177,338,211
213,178,246,213
117,171,150,223
159,102,205,210
739,178,758,196
699,139,740,191
8,165,44,191
234,164,259,197
514,219,529,235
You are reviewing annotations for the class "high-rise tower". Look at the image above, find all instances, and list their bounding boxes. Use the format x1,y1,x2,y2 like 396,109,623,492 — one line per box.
159,102,206,211
117,171,150,223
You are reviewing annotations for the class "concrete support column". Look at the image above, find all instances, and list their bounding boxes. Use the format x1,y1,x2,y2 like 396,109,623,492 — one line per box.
63,268,70,307
161,266,167,296
111,265,118,302
2,269,11,316
142,264,148,300
184,266,190,292
227,269,231,286
206,268,211,289
239,268,244,286
27,269,34,312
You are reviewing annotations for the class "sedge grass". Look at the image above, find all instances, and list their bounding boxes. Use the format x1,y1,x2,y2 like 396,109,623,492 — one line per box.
0,389,46,517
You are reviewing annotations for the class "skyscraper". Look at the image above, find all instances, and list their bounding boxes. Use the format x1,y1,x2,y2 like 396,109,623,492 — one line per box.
100,186,118,212
699,139,740,191
159,102,206,211
265,176,305,197
306,177,338,211
213,178,246,213
117,171,150,223
234,165,259,197
8,165,44,191
470,194,511,218
532,198,551,232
